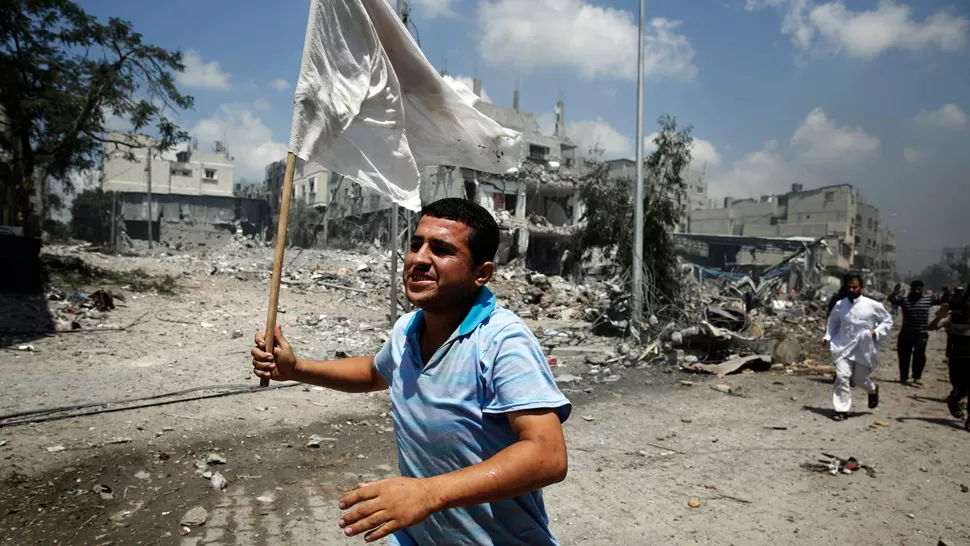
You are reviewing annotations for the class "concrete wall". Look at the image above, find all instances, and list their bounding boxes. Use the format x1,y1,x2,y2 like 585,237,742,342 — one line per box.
856,201,880,268
293,161,329,208
102,132,235,198
690,208,734,235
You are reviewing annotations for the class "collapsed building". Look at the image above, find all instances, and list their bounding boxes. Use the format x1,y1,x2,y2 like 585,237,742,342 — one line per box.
101,133,270,246
687,183,897,292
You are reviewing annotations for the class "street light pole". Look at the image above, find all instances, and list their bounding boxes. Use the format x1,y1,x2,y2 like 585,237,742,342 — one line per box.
631,0,646,334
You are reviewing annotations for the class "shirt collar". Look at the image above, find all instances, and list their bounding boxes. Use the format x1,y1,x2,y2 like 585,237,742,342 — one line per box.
405,286,497,339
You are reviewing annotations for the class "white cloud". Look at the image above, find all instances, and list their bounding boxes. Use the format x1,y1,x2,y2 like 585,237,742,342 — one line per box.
177,50,232,90
789,107,880,161
478,0,697,80
412,0,457,18
709,108,879,198
269,79,290,90
644,132,723,167
902,147,927,162
914,103,968,129
442,75,491,104
748,0,969,59
569,118,633,157
191,103,287,180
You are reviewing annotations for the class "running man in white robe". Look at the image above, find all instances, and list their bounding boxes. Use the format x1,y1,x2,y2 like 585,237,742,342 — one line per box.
823,274,894,421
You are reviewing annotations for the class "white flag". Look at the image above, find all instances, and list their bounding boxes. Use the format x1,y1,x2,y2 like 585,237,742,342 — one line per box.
288,0,522,211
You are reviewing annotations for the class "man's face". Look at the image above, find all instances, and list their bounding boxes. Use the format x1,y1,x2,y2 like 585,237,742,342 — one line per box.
846,279,863,299
911,285,923,297
404,216,493,312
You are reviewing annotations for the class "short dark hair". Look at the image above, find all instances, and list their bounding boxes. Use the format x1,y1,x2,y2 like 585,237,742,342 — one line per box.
420,198,500,266
844,272,864,286
911,280,924,289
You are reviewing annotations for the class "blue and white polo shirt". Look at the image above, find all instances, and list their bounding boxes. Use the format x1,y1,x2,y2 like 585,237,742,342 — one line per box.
373,285,571,546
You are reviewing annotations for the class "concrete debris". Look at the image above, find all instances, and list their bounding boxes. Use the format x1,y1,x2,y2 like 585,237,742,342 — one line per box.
180,506,209,526
683,355,773,377
93,484,114,500
210,472,228,490
205,453,227,465
305,435,336,448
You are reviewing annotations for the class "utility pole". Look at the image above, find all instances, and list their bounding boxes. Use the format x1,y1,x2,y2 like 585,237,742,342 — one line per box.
110,190,117,250
146,149,153,249
631,0,646,335
390,0,411,325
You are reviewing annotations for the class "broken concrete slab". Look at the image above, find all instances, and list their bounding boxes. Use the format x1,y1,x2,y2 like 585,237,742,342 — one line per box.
180,506,209,526
682,355,773,377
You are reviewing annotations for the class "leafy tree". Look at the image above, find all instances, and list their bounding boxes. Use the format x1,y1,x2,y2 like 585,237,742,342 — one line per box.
287,199,323,249
575,114,692,308
69,187,114,244
0,0,193,236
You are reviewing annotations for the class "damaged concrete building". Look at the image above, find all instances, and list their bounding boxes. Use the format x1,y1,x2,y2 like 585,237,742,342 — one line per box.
290,78,587,275
101,132,269,245
602,158,710,233
685,183,897,290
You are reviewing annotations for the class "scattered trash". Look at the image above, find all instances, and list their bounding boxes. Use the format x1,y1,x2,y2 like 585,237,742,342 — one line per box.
553,374,581,384
180,506,209,526
801,453,876,478
178,526,192,536
93,484,114,500
134,470,151,480
46,445,66,453
688,498,702,508
15,345,35,352
960,484,968,493
231,329,244,339
210,472,228,490
679,380,694,387
581,415,596,422
872,420,890,427
256,493,275,504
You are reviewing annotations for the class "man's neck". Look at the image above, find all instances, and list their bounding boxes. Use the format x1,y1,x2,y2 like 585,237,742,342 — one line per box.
423,306,471,340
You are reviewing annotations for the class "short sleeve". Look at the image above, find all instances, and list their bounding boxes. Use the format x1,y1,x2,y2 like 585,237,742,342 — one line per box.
373,337,395,385
482,322,571,423
372,313,415,386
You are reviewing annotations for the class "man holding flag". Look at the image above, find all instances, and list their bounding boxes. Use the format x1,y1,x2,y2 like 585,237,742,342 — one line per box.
252,0,570,542
252,198,570,544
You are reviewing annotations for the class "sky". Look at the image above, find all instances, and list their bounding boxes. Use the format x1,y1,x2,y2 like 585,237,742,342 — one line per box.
77,0,970,273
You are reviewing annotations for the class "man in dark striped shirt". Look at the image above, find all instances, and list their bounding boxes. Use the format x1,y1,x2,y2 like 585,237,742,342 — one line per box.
888,280,942,385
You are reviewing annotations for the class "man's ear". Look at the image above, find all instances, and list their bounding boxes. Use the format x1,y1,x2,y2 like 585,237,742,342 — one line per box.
474,261,495,287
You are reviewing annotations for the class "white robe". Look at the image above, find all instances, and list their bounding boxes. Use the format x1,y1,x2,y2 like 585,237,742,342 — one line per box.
824,296,893,412
825,296,893,368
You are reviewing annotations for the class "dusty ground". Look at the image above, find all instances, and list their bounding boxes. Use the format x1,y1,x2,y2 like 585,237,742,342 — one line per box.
1,245,968,545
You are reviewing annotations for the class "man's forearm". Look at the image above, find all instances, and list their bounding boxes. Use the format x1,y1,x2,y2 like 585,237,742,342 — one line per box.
426,438,567,512
291,355,387,393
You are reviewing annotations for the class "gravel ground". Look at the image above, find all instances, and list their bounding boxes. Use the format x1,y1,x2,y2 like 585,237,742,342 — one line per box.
1,246,968,545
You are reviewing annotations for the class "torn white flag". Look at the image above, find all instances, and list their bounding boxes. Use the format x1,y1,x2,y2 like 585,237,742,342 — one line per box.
288,0,522,211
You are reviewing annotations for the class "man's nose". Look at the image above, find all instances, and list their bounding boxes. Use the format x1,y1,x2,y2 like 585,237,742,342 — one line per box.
410,242,432,264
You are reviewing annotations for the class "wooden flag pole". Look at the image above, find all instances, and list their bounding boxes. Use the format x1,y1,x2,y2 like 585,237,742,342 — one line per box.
261,152,298,387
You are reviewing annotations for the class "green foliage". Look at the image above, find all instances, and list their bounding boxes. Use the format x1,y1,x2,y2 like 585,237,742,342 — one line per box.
43,218,71,242
0,0,193,234
287,199,324,248
575,115,692,306
69,187,113,244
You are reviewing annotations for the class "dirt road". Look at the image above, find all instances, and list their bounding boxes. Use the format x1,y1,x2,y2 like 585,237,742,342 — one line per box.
1,249,968,545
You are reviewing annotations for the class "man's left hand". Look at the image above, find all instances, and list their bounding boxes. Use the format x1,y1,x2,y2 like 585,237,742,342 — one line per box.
338,477,440,541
